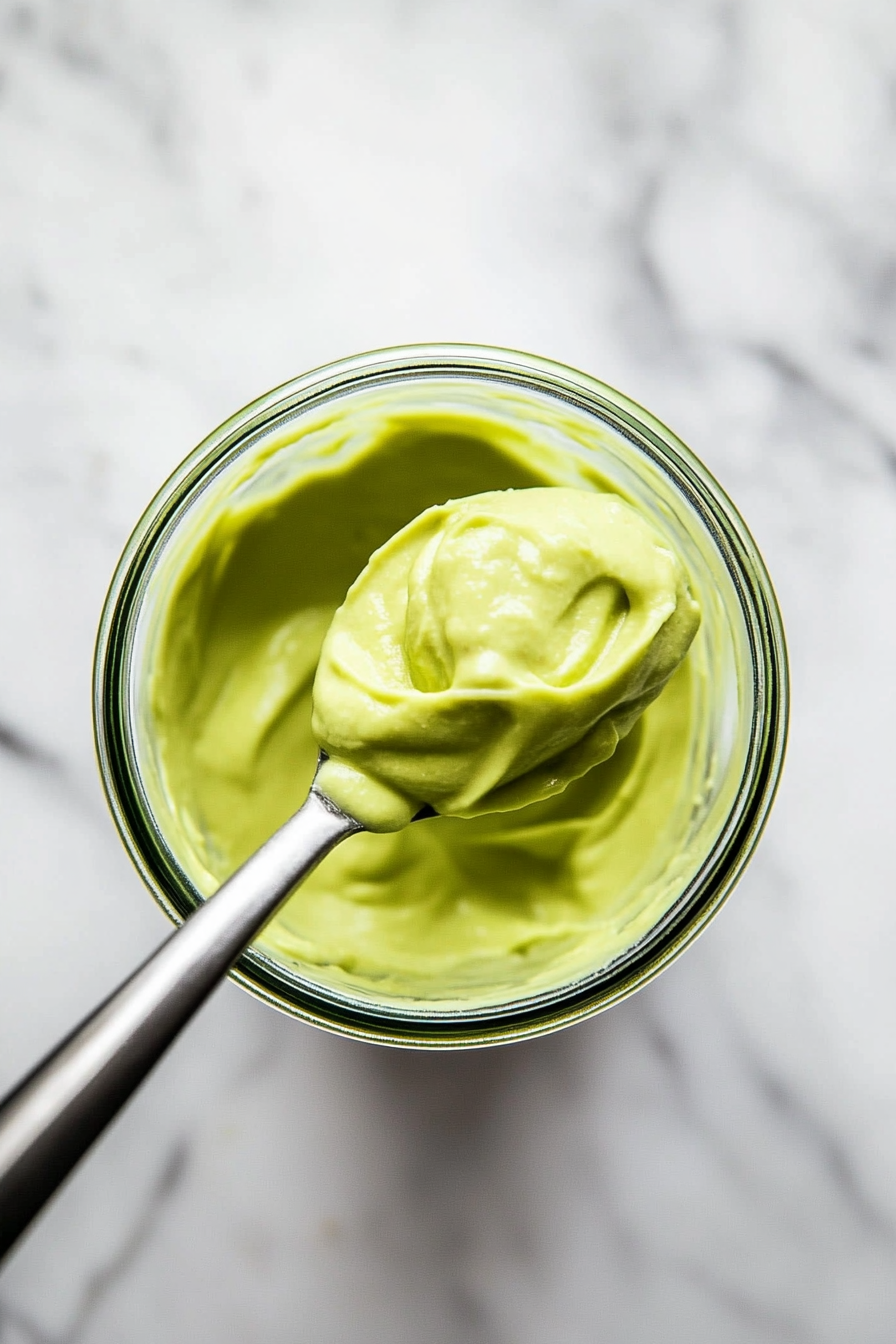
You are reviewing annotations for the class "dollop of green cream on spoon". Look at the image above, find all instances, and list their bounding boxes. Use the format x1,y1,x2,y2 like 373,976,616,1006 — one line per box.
314,488,699,830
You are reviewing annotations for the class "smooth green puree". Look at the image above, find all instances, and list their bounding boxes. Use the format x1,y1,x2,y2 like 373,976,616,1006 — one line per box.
151,407,705,1006
314,488,699,830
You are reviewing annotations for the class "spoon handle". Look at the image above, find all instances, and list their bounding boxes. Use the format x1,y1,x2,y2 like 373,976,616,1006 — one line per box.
0,788,360,1263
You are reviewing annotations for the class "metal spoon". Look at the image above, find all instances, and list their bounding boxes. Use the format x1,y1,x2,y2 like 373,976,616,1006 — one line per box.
0,756,390,1262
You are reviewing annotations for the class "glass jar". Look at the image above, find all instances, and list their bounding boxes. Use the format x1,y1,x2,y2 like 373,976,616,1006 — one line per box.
94,345,788,1047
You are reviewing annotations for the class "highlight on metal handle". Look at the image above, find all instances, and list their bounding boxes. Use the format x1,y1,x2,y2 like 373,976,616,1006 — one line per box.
0,788,360,1264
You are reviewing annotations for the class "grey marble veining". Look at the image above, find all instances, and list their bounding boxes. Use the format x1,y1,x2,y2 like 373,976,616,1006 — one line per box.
1,0,895,1339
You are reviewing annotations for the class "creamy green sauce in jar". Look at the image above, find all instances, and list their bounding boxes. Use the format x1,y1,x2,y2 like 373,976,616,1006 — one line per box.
149,403,709,1007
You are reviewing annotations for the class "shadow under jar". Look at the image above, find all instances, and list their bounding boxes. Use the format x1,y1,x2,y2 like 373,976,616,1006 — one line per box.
94,345,788,1048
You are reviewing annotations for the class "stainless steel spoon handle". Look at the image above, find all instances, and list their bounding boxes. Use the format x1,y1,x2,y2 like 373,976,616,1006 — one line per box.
0,788,360,1264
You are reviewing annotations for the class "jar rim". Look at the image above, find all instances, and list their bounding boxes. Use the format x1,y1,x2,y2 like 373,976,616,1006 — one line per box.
93,343,789,1048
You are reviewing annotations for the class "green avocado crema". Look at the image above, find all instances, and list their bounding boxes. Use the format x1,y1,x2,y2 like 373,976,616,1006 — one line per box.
314,488,700,832
150,405,706,1006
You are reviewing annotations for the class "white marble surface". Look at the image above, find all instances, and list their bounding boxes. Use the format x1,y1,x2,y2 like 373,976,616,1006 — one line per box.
1,0,895,1337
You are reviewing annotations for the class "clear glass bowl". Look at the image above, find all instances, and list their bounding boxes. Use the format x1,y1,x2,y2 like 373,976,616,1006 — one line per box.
94,345,788,1047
